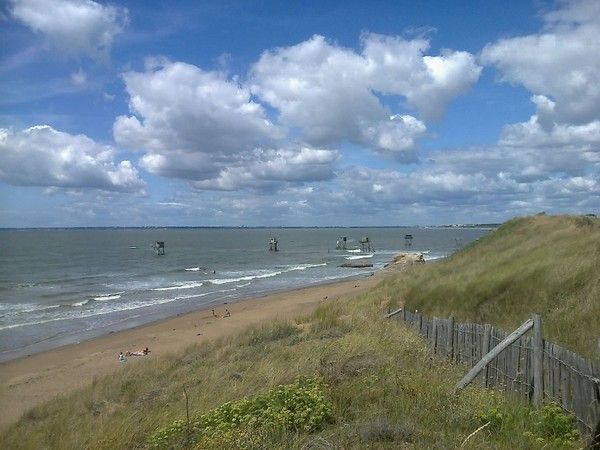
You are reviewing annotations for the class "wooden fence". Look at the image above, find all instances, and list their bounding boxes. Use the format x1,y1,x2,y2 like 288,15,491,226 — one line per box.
387,309,600,437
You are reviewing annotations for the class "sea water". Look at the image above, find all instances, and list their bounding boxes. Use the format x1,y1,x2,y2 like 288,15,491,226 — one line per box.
0,226,491,361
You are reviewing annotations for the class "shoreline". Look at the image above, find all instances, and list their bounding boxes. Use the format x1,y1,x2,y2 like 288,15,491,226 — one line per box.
0,269,378,364
0,265,403,430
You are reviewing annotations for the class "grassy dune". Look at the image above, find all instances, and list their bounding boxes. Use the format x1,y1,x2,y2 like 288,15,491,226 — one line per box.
0,290,583,448
382,214,600,360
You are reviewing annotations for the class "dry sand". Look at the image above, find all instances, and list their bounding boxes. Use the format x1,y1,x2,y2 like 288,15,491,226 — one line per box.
0,268,396,429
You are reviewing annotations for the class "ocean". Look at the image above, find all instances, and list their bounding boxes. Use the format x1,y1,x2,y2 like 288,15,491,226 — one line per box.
0,226,491,362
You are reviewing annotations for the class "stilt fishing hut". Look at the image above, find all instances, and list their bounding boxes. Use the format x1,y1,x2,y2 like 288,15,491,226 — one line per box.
154,241,165,255
336,236,348,250
359,236,374,252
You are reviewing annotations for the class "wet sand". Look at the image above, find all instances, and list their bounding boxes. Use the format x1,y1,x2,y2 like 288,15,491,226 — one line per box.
0,269,394,429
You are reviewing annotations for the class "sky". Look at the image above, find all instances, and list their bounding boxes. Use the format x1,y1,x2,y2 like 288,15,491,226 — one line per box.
0,0,599,227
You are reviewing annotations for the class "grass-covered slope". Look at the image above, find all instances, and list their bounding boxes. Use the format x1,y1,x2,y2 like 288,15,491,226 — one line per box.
0,291,582,449
383,214,600,359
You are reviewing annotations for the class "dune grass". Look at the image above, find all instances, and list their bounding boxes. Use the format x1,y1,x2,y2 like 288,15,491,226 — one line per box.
380,214,600,360
0,285,583,448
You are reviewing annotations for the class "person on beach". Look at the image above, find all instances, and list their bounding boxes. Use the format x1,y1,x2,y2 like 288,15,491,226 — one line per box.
126,348,151,356
224,308,231,317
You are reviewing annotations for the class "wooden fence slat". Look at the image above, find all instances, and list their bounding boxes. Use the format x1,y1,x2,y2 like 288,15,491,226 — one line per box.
532,314,544,406
482,324,491,387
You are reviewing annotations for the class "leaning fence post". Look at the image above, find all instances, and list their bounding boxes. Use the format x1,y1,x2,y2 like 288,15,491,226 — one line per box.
455,318,533,392
482,324,491,387
532,314,544,407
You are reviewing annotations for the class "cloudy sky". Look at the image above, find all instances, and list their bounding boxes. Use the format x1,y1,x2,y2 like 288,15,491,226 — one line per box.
1,0,598,227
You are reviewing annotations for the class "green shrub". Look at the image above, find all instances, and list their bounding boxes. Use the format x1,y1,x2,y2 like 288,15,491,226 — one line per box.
148,376,333,449
476,406,511,432
523,403,580,447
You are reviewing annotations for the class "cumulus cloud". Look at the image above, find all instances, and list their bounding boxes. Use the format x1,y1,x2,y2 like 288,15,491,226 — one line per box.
10,0,128,59
114,60,340,191
191,146,339,191
481,0,600,125
335,144,599,220
114,60,281,158
361,33,482,120
501,114,600,150
112,35,481,193
249,33,480,157
0,125,144,192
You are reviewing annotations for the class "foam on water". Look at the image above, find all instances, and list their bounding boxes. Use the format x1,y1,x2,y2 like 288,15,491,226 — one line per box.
93,292,124,301
71,299,90,307
209,271,281,285
0,288,238,331
152,282,204,291
345,254,374,260
209,263,327,285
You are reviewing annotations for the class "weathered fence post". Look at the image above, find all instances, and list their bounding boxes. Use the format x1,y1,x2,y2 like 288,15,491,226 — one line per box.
482,324,491,387
532,314,544,407
402,307,406,322
447,316,455,359
417,312,423,334
431,317,438,352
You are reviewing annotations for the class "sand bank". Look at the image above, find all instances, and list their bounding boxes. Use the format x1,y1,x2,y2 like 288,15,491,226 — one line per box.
0,267,400,429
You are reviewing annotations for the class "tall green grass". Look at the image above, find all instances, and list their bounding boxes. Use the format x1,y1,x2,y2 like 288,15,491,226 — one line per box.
0,287,583,448
381,214,600,359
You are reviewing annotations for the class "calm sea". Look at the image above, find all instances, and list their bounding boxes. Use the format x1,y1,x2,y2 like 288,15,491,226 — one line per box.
0,227,491,361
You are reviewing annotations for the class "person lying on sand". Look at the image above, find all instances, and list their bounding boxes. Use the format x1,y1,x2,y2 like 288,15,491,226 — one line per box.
125,347,150,357
224,309,231,317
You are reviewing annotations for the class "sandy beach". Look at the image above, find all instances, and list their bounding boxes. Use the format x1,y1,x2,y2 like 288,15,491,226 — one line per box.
0,268,396,429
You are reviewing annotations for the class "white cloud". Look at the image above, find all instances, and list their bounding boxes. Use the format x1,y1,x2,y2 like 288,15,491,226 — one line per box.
112,35,481,193
361,33,482,120
70,68,87,86
114,60,281,160
501,113,600,149
0,125,144,192
481,0,600,125
191,146,339,191
10,0,128,59
250,34,481,157
362,114,426,161
114,60,340,191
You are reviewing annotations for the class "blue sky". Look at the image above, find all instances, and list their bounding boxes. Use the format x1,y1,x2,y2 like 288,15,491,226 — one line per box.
1,0,598,227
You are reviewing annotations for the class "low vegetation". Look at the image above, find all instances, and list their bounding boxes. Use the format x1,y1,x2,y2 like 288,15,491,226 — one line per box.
382,214,600,359
0,289,583,448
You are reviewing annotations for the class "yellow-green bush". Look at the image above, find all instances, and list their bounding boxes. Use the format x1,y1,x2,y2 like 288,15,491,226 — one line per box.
148,377,332,449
